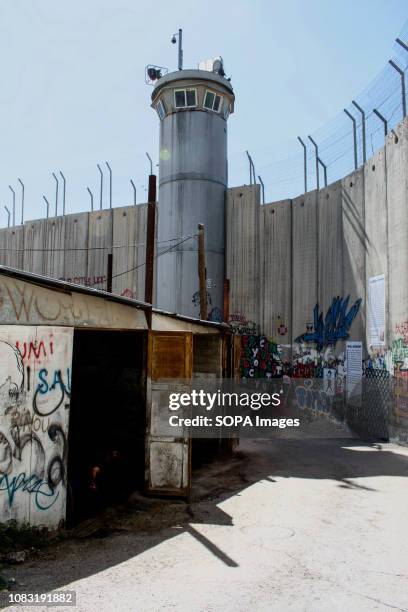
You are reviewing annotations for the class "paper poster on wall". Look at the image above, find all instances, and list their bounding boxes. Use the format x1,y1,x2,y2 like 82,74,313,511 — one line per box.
346,341,362,404
368,274,385,347
323,368,336,396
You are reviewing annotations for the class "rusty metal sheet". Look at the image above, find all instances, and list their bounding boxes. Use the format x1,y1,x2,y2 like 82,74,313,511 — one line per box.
146,331,192,496
150,332,192,381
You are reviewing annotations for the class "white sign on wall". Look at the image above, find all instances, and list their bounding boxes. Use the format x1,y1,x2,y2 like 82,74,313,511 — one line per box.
346,341,362,404
368,274,385,347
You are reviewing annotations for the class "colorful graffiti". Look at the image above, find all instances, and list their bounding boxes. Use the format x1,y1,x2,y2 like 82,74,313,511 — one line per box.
240,335,288,378
295,296,362,350
395,320,408,345
392,337,408,368
0,328,72,526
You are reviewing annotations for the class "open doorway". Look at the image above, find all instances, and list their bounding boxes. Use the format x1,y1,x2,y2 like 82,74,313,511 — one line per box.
67,330,146,526
192,334,224,469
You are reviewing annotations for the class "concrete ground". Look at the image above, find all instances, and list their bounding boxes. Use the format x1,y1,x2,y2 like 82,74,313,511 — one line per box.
2,437,408,612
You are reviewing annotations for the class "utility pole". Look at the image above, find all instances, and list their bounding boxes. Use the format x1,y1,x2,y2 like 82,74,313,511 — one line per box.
106,252,113,292
197,223,207,320
145,174,157,307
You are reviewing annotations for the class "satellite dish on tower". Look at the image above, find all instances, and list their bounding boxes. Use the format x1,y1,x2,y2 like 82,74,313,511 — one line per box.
212,58,225,76
198,56,226,77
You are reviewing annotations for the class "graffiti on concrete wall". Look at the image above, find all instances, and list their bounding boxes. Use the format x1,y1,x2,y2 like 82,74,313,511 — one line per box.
295,296,362,350
392,337,408,369
240,335,287,378
0,327,73,527
59,275,107,288
192,290,211,308
229,313,260,335
208,307,223,322
395,320,408,345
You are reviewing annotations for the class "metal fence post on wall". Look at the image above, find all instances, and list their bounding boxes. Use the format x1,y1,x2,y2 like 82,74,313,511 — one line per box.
318,158,327,187
352,100,367,164
97,164,103,210
297,137,307,193
389,59,407,119
43,196,50,219
373,108,388,138
344,109,358,170
146,152,153,176
258,175,265,204
87,187,94,212
18,178,24,225
60,171,66,216
307,136,319,190
52,172,59,217
106,162,112,209
130,179,137,206
246,151,256,185
8,186,15,227
246,150,253,185
4,206,10,228
396,38,408,52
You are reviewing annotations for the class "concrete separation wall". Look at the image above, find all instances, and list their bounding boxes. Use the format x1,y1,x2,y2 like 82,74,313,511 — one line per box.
0,204,148,301
226,117,408,395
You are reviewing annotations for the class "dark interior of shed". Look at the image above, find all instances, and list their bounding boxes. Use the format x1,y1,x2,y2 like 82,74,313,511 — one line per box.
66,329,146,526
191,334,225,469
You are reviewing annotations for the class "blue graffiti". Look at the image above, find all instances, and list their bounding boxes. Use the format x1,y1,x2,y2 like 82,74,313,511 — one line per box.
208,307,223,322
36,368,71,396
0,472,59,510
295,296,362,350
33,368,71,416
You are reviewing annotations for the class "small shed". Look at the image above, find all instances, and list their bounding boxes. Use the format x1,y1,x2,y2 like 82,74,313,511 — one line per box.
0,266,229,528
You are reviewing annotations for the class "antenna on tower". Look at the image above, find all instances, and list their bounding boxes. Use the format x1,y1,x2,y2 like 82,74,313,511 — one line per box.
171,29,183,70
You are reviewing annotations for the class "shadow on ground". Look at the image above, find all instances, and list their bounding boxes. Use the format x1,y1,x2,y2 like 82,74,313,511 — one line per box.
1,436,408,603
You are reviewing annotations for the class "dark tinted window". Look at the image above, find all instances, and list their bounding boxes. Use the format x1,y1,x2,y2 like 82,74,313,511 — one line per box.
186,89,197,106
175,90,186,107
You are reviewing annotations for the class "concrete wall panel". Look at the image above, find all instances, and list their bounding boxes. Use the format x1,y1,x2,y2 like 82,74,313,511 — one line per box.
226,185,261,331
63,212,89,285
364,147,388,349
318,181,343,315
386,118,408,346
23,220,46,275
341,169,366,346
112,205,147,301
261,200,292,342
86,210,112,291
292,191,318,343
44,217,65,280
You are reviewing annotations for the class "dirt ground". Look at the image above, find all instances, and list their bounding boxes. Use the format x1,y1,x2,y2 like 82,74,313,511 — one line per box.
1,437,408,612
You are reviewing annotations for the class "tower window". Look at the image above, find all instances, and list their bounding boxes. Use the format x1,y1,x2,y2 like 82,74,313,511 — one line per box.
156,99,166,120
204,90,223,113
174,88,197,108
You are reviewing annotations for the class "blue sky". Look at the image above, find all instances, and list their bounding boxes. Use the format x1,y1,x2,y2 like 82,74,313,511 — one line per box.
0,0,407,223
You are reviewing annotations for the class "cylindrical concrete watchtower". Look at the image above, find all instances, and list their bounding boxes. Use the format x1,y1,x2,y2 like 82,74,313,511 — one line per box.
151,68,234,320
